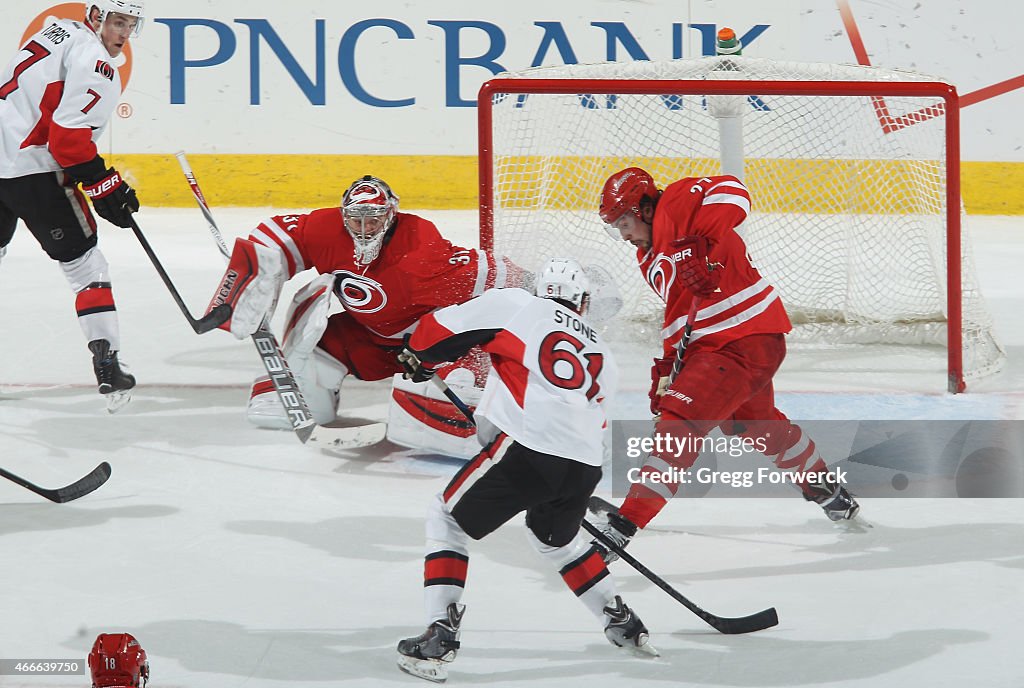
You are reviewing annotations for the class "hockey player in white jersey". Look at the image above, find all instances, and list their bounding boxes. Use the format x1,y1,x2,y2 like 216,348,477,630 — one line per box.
0,1,144,411
395,258,655,683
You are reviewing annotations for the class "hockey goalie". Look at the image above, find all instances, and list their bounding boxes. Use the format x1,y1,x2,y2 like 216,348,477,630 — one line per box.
204,175,534,442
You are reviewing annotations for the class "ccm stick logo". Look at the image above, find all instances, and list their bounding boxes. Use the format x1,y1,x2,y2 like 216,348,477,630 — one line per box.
254,332,312,427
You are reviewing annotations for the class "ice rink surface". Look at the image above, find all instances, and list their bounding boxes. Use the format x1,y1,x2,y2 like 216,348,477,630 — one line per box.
1,209,1023,687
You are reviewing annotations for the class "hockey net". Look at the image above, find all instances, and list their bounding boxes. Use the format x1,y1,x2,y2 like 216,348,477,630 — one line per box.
478,57,1004,392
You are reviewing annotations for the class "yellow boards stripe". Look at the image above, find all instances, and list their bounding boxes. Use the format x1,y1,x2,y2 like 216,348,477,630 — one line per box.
110,154,1024,215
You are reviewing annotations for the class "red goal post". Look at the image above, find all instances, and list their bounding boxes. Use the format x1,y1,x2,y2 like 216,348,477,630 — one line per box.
477,58,1004,393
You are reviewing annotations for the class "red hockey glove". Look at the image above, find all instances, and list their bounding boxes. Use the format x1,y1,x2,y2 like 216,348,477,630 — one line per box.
649,355,675,415
673,236,720,298
67,156,139,229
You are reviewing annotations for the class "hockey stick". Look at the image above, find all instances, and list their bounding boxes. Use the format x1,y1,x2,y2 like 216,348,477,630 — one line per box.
128,216,231,334
431,376,475,425
0,462,111,503
669,297,701,382
174,152,316,444
580,519,778,634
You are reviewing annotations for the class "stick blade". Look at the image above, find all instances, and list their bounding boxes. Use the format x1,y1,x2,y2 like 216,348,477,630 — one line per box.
194,303,232,334
710,607,779,635
52,462,112,503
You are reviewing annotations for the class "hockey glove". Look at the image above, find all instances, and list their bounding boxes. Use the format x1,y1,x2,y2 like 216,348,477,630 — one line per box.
673,236,720,298
66,156,139,229
648,355,674,415
398,348,437,383
206,238,283,339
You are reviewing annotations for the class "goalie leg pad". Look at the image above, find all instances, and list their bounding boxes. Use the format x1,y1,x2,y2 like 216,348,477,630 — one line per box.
208,238,283,339
247,348,348,428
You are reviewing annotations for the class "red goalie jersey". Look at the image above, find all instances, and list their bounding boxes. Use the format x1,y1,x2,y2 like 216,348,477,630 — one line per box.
249,209,526,346
638,176,792,357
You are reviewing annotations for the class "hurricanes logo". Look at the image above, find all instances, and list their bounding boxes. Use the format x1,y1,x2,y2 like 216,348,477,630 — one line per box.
646,255,676,302
20,4,134,92
333,271,388,314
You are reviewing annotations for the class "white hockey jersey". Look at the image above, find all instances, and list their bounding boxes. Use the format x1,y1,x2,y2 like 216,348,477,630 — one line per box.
0,19,122,178
408,288,618,466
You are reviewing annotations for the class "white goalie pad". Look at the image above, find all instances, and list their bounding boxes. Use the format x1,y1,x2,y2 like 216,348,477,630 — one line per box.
247,274,346,428
387,351,488,459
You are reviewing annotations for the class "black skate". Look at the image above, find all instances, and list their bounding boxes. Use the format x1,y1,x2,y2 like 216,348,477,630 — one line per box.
804,478,861,522
603,595,658,656
89,339,135,414
397,603,464,683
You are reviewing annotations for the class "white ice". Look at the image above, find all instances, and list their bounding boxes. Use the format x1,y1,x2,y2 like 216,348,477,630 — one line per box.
1,209,1022,687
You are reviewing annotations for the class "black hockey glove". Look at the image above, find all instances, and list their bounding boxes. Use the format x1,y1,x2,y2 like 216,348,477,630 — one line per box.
398,348,437,383
66,156,140,229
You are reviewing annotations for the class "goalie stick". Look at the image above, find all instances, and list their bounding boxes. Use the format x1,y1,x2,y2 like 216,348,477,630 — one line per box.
581,519,779,634
0,462,111,503
128,216,231,334
175,152,315,444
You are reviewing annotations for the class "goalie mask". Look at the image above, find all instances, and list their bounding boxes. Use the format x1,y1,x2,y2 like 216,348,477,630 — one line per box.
88,633,149,688
89,0,145,37
599,167,658,237
536,258,589,312
341,176,399,265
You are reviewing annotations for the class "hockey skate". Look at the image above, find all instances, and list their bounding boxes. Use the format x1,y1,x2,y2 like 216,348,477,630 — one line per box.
603,595,658,656
397,603,464,683
89,339,135,413
593,512,638,563
804,478,861,522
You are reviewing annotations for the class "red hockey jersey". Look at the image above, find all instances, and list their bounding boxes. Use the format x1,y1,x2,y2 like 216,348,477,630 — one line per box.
250,209,521,345
638,175,792,357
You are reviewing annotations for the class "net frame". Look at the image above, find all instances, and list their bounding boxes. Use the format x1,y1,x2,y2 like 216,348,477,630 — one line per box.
477,58,1003,393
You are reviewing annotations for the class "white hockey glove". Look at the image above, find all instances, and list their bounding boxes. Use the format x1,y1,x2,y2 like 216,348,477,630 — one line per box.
398,348,438,383
206,238,284,339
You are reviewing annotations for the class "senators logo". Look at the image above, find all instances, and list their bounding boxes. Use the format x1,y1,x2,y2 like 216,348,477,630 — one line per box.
646,255,676,303
333,271,387,314
94,59,115,80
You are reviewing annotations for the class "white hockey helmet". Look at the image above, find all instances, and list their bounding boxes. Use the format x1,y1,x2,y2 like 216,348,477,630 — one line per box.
536,258,589,311
89,0,145,37
341,176,399,265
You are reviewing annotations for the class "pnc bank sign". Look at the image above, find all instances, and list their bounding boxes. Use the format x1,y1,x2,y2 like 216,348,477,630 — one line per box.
153,17,768,107
16,9,769,108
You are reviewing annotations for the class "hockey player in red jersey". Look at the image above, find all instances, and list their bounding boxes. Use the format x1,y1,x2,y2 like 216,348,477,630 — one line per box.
594,167,860,557
207,175,533,429
394,258,655,683
0,1,144,411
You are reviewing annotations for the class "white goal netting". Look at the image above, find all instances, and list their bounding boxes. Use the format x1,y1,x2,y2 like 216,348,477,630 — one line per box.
480,57,1004,390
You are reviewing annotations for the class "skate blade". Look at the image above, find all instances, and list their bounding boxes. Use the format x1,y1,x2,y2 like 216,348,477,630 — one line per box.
630,635,660,658
397,654,448,683
104,390,132,414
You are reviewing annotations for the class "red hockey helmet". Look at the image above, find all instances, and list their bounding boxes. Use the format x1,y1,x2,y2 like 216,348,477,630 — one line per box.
88,633,149,688
599,167,658,224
